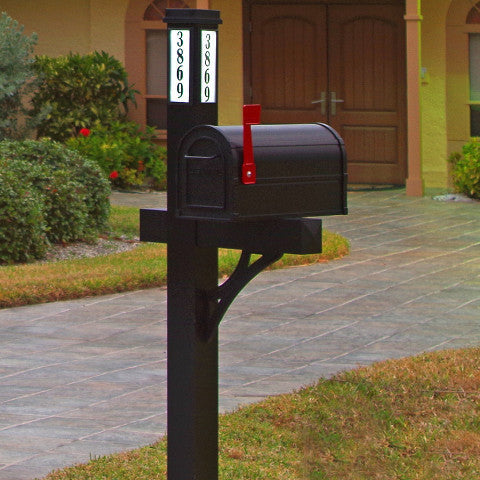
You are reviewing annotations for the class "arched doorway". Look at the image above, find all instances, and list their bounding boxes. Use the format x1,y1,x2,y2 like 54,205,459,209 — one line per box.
446,0,480,156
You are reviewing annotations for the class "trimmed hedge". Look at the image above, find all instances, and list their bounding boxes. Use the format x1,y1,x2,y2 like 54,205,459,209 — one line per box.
0,139,110,264
449,138,480,200
0,169,47,263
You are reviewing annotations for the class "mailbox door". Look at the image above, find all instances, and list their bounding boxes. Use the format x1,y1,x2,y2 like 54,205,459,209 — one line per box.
178,126,233,218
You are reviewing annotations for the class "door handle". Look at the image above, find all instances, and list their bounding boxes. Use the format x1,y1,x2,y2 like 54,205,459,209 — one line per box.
311,91,326,116
330,91,344,116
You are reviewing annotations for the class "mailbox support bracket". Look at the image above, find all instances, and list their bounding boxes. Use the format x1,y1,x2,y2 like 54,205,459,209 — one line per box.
197,250,283,341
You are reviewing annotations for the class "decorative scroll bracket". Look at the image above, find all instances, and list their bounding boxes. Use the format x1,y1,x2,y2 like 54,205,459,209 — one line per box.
196,250,283,342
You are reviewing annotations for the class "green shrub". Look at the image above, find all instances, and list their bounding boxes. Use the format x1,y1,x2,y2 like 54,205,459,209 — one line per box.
449,138,480,199
0,167,48,264
67,121,167,190
32,51,137,141
0,12,45,140
0,139,110,250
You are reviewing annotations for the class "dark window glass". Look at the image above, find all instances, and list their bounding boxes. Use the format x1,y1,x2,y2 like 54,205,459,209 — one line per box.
147,98,168,130
471,105,480,136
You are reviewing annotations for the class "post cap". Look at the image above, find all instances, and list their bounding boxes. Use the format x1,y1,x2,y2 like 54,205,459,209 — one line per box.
163,9,222,25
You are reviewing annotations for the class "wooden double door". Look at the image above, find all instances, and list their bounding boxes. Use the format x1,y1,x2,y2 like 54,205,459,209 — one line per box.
248,2,407,185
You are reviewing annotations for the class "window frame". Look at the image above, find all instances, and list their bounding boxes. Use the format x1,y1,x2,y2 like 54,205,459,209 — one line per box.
143,20,168,132
125,1,192,140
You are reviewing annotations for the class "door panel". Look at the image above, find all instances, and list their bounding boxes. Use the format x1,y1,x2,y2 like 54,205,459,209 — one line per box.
251,4,328,124
249,2,407,185
328,5,406,184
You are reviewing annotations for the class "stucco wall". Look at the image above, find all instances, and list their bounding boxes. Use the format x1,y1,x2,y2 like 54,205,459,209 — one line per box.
1,1,91,56
0,0,127,61
2,0,465,192
421,0,451,189
91,0,128,63
211,0,244,125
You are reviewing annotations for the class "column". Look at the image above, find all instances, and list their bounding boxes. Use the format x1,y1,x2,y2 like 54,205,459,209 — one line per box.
405,0,424,196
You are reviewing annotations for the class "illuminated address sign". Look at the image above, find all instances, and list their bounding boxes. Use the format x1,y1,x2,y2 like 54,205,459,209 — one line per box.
200,30,217,103
169,29,190,103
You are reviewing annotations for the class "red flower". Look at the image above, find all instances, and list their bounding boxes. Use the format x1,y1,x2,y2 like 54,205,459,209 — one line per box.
109,171,119,179
79,128,91,137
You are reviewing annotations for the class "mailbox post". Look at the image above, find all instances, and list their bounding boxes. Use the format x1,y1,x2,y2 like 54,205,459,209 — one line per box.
140,8,347,480
163,9,222,480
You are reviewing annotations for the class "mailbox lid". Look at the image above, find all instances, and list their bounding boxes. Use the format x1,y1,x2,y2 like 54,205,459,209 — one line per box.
216,123,345,179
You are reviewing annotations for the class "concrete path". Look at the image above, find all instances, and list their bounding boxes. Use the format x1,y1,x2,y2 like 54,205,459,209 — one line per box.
0,189,479,479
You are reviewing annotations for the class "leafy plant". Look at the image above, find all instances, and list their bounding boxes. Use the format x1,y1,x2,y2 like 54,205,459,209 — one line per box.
0,139,111,262
0,167,47,264
0,12,45,140
32,51,138,141
67,121,167,190
448,138,480,199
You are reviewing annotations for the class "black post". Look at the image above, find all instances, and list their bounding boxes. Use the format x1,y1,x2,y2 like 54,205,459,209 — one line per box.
164,9,222,480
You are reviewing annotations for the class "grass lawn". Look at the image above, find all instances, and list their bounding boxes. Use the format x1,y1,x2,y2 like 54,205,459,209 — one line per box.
0,206,349,309
42,347,480,479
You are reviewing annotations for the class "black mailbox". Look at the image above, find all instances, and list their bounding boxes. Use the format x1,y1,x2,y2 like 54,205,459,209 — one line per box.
177,122,347,220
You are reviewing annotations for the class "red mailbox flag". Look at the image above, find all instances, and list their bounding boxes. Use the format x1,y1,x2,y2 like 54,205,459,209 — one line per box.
242,104,261,184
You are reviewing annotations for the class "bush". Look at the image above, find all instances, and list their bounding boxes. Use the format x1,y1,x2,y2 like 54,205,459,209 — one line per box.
67,122,167,190
0,139,111,261
2,139,111,234
0,168,47,263
0,12,45,140
32,51,137,141
449,138,480,199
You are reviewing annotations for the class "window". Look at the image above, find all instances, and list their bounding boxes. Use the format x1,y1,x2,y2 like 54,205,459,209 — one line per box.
125,0,189,136
468,2,480,136
467,1,480,24
469,34,480,135
146,29,168,129
144,0,188,131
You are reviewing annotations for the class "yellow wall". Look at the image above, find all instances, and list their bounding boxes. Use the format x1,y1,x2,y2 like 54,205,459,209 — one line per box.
0,0,127,61
1,1,91,55
90,0,128,62
2,0,469,192
420,0,452,189
1,0,242,125
211,0,244,125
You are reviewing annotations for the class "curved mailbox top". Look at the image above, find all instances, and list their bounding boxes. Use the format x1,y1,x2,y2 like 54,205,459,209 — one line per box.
215,123,344,148
177,123,348,221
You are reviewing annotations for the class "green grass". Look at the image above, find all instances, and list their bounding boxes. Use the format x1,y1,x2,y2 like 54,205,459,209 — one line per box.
42,347,480,479
0,206,349,309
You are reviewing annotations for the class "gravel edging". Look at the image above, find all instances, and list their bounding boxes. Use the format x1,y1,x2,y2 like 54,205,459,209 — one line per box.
41,237,141,263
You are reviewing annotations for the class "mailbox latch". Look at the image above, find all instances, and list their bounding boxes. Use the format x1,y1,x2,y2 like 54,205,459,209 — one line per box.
242,104,261,184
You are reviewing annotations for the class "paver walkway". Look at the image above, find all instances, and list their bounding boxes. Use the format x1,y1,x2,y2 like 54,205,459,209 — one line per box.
0,189,478,479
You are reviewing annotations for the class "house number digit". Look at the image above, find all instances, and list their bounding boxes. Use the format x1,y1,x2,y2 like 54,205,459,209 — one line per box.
169,29,190,103
201,30,216,103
